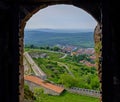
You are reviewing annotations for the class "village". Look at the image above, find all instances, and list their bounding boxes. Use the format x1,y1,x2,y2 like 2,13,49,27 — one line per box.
55,44,96,67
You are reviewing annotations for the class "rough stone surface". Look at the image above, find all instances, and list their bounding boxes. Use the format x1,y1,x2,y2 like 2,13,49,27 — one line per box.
19,1,101,101
94,23,102,101
0,0,119,102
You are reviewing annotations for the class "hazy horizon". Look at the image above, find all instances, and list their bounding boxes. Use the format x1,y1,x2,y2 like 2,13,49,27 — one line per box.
25,28,94,32
25,5,97,30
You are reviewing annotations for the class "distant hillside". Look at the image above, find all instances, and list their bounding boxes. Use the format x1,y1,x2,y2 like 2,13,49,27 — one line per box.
24,29,94,48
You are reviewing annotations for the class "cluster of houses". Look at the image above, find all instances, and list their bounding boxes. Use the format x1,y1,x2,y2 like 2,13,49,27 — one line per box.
61,45,77,53
57,45,96,67
80,59,96,67
57,44,95,56
71,48,95,56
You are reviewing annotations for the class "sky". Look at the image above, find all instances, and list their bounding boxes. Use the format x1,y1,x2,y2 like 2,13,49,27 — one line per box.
25,4,97,30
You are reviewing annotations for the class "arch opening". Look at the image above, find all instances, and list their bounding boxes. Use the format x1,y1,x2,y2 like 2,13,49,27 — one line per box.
19,3,102,102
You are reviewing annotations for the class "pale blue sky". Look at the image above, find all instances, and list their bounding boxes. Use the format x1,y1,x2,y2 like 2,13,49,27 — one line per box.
25,4,97,30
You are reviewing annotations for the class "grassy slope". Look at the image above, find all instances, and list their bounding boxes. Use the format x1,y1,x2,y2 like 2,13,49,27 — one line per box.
25,48,100,90
24,48,99,102
35,91,99,102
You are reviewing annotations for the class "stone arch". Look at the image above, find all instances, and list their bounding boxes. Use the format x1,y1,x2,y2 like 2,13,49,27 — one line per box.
19,1,102,102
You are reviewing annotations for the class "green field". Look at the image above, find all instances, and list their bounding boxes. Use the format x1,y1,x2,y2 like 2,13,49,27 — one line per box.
24,83,99,102
34,91,99,102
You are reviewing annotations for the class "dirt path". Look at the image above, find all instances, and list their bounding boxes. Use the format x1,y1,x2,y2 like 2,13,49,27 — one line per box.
60,54,67,59
57,62,74,77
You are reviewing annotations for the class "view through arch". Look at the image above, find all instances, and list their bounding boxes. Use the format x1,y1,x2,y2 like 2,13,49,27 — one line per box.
23,4,101,102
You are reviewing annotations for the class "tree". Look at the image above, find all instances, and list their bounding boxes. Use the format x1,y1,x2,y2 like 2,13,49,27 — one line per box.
53,46,60,51
30,44,35,49
45,46,50,50
34,87,46,101
90,76,100,90
58,73,79,88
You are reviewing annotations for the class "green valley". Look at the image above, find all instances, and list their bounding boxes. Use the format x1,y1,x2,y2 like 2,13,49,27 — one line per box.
25,48,100,90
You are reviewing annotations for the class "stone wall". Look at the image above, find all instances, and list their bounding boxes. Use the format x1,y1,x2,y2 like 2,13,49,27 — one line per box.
0,1,102,101
1,1,120,102
19,1,101,101
25,80,62,96
94,23,102,100
23,52,47,79
0,2,20,102
67,87,100,98
25,80,100,98
54,84,100,98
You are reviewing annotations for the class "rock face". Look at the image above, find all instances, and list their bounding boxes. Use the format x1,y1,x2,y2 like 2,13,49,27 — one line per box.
94,23,102,101
18,2,101,101
1,0,120,102
94,23,102,80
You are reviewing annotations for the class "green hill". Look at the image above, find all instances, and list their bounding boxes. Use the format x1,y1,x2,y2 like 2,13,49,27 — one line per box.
24,29,94,48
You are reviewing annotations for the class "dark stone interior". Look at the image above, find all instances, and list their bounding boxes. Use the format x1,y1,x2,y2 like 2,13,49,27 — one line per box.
0,0,119,102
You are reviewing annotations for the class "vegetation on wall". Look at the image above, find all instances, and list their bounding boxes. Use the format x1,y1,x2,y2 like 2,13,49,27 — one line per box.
24,84,36,101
